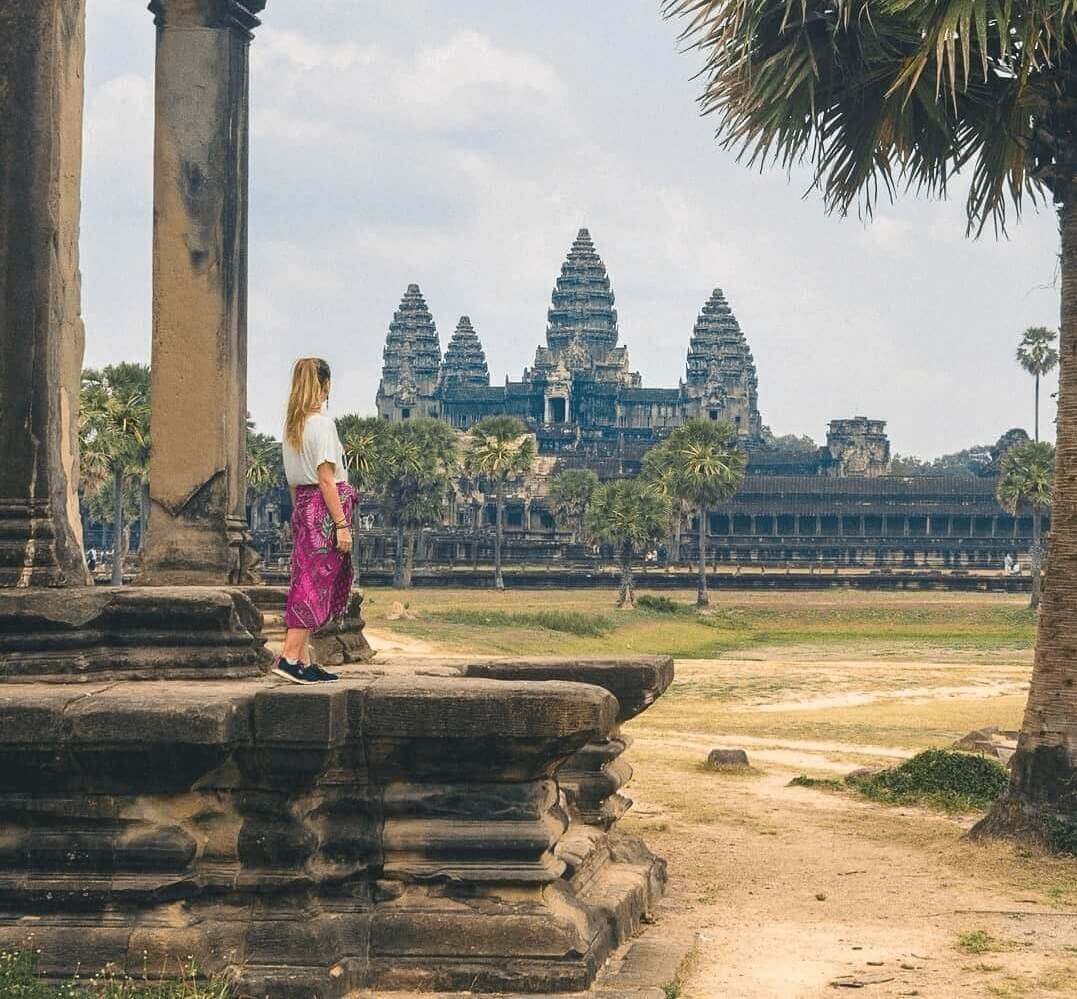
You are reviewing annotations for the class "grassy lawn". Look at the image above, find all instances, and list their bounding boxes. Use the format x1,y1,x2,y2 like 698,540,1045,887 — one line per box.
362,586,1036,659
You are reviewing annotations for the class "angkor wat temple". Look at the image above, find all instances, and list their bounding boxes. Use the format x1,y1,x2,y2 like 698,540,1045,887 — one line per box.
369,229,1039,572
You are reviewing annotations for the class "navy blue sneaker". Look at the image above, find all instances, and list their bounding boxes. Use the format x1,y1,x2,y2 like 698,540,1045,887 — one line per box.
305,663,339,682
272,658,316,684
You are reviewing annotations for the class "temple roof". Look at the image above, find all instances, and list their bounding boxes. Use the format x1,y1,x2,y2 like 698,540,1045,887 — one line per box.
439,315,490,388
686,288,757,386
619,388,681,404
380,283,441,388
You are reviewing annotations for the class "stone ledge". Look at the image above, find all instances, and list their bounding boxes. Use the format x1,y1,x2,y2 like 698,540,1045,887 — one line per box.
0,665,666,994
0,587,271,681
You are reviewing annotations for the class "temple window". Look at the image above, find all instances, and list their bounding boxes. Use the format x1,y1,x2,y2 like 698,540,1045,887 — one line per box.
401,407,411,420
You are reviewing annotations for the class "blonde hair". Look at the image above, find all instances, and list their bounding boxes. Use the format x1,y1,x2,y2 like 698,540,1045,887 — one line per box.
285,357,331,449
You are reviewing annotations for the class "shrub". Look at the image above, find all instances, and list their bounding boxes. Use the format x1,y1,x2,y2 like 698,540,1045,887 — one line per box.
636,593,688,615
857,749,1009,812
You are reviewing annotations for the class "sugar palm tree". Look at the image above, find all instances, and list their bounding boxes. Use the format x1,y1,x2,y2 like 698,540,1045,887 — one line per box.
642,441,691,564
548,468,599,544
585,479,669,607
663,0,1077,848
79,364,150,585
375,419,458,588
998,441,1055,610
663,419,746,606
245,430,284,532
1017,327,1059,442
336,414,385,492
464,416,536,590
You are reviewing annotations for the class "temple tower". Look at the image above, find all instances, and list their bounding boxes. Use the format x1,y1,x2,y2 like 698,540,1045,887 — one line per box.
540,228,617,367
826,417,891,476
376,283,442,421
683,288,762,439
530,229,640,426
439,315,490,388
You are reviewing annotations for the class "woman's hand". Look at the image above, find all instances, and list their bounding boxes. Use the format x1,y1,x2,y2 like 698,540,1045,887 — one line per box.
336,526,353,554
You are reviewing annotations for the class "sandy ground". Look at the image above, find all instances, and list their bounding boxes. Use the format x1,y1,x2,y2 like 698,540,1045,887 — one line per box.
363,609,1076,998
620,652,1076,998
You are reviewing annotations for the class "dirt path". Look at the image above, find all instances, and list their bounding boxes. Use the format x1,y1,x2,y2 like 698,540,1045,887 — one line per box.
624,730,1077,998
364,623,1075,996
363,626,440,656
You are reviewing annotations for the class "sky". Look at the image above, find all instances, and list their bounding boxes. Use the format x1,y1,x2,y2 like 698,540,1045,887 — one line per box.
83,1,1061,459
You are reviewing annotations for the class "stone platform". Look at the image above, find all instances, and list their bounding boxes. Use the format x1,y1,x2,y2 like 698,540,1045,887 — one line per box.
0,646,671,995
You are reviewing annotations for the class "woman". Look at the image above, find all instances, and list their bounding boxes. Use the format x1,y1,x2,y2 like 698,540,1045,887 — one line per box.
275,357,358,684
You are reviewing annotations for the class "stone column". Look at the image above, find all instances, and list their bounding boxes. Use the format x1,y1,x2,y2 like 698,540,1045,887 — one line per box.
0,1,90,588
139,0,265,585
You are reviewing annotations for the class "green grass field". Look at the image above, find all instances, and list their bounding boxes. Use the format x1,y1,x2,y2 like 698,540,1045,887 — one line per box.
363,586,1036,659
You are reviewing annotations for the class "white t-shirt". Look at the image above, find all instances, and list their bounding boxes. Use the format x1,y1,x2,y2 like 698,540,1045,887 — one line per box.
282,410,348,486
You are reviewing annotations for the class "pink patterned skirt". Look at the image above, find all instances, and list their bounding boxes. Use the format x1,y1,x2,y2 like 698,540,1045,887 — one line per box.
284,482,359,632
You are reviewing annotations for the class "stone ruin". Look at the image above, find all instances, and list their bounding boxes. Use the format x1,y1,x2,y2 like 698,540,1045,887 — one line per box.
0,3,671,995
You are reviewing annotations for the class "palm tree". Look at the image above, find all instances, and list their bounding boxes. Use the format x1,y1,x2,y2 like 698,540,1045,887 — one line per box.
662,0,1077,848
548,468,599,544
642,441,691,565
375,419,458,588
464,416,536,590
663,419,747,607
245,430,284,532
585,479,669,607
998,441,1055,610
1017,327,1059,442
336,414,385,492
79,365,150,585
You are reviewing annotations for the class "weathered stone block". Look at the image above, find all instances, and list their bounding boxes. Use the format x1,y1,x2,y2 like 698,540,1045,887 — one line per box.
0,587,271,680
708,748,750,768
0,663,668,995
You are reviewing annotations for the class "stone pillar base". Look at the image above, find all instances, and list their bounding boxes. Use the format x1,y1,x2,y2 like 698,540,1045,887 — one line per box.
0,673,665,996
0,587,271,681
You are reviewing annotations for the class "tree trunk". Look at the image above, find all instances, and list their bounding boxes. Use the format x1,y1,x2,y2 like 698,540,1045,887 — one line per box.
111,466,125,587
393,522,405,588
972,195,1077,852
494,479,505,590
696,507,709,607
403,530,414,588
1031,506,1043,610
1035,372,1041,443
617,541,636,607
672,506,682,565
139,481,150,551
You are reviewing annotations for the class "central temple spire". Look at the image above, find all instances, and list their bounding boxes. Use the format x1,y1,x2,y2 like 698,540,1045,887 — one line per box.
544,227,618,366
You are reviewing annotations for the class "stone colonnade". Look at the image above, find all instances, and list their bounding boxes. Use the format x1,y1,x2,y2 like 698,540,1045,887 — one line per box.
140,0,264,585
0,0,264,592
0,0,90,588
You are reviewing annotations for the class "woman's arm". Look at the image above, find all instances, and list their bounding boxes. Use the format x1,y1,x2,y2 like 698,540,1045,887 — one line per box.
317,461,351,551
